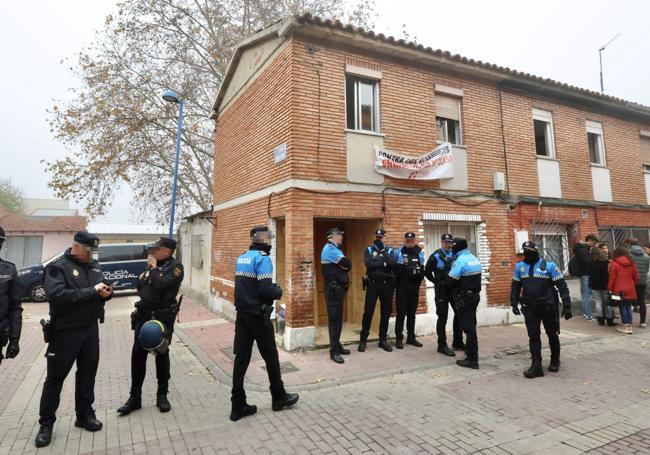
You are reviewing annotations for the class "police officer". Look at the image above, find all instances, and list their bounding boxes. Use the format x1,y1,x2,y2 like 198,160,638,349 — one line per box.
321,227,352,364
117,237,184,416
394,232,425,349
359,228,396,352
446,237,482,369
0,226,22,365
425,233,463,357
511,241,572,378
35,231,113,448
230,226,299,422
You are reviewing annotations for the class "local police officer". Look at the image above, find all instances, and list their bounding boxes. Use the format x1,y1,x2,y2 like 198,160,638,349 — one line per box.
230,226,298,422
0,226,22,365
511,241,572,378
118,237,184,416
359,228,396,352
321,227,352,364
394,232,425,349
36,231,113,448
425,233,463,357
446,238,482,369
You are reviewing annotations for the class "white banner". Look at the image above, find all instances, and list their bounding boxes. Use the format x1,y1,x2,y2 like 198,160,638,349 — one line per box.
374,142,454,180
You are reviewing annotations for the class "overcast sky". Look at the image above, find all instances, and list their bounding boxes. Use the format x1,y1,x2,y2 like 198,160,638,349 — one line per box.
1,0,648,223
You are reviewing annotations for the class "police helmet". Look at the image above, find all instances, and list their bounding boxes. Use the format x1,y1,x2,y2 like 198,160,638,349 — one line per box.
138,320,169,354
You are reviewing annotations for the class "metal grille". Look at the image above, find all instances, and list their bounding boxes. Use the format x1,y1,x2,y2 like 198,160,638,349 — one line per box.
597,227,650,249
531,220,572,273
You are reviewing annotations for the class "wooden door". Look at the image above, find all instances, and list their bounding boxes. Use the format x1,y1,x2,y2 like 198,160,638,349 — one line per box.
314,220,349,326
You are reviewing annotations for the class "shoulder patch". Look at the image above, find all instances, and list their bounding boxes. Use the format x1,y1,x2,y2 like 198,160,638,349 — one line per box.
173,267,182,277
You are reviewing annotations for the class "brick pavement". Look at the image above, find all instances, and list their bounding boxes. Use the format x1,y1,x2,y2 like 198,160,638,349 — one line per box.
0,296,649,454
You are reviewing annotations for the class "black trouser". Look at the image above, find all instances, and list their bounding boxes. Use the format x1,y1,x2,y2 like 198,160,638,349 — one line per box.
523,303,559,363
395,283,419,340
636,285,647,325
360,282,394,341
324,284,345,354
130,319,173,397
435,293,462,348
231,311,285,408
39,323,100,425
457,299,479,361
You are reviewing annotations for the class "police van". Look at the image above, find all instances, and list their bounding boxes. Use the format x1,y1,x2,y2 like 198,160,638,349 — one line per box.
17,243,150,302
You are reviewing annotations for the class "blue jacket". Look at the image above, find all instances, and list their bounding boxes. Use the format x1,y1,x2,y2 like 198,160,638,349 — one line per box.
234,245,282,315
321,241,351,286
510,258,570,307
447,249,482,293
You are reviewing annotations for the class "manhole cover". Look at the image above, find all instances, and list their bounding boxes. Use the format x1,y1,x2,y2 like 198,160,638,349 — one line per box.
221,346,262,362
263,362,299,374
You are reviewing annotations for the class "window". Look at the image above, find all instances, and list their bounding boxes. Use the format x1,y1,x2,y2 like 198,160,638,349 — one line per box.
435,95,462,145
99,245,134,262
1,236,43,269
641,135,650,171
132,244,149,260
345,75,379,133
424,222,477,286
586,121,605,165
532,109,555,157
191,235,205,269
598,227,650,250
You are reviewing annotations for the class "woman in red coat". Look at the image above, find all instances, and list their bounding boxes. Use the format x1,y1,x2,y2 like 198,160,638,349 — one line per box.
608,246,640,334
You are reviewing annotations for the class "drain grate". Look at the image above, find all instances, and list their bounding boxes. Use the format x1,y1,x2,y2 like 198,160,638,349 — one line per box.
263,362,299,374
221,346,262,362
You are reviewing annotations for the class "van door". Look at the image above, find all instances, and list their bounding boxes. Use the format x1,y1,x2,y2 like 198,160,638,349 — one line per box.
99,245,147,290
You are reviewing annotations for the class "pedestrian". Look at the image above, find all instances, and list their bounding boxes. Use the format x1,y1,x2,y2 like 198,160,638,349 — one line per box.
608,246,640,335
35,231,113,448
511,241,572,378
230,226,298,421
117,237,184,416
572,234,599,320
394,232,425,349
589,247,615,326
0,226,22,365
625,238,649,329
446,238,482,369
359,229,396,353
599,243,611,259
321,227,352,364
424,233,463,357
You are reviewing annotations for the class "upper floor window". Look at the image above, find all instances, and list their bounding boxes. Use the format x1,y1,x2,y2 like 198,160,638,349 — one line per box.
586,121,605,165
641,134,650,172
435,94,462,145
533,109,555,157
346,75,379,133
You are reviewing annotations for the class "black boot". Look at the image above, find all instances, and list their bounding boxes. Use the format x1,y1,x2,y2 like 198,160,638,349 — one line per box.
524,360,544,378
330,352,344,364
456,357,479,369
437,344,455,357
117,393,142,416
548,357,560,372
452,341,466,350
378,340,393,352
272,392,299,412
597,317,605,326
35,424,53,448
340,347,351,355
156,394,171,413
358,339,367,352
406,336,423,347
395,337,404,349
74,411,103,431
230,403,257,421
606,318,616,326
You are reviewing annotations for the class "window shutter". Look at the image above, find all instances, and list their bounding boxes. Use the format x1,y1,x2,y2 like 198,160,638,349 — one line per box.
641,136,650,165
436,94,460,121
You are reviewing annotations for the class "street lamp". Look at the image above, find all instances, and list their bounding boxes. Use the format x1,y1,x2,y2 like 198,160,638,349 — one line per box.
162,89,184,238
599,33,620,94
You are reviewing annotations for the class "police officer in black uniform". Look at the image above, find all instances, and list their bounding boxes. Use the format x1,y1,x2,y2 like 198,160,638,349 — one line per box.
511,241,572,378
321,227,352,364
425,233,463,357
118,237,184,416
35,231,113,448
359,228,396,353
394,232,425,349
0,226,22,365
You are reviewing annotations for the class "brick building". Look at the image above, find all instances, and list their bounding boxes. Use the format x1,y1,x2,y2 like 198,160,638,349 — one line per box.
208,14,650,350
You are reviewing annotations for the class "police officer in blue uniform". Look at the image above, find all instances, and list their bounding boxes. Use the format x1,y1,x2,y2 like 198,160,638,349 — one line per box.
230,226,298,422
321,227,352,364
36,231,113,448
511,241,572,378
446,237,482,369
425,233,463,357
394,232,425,349
0,226,22,366
118,237,184,416
359,228,396,352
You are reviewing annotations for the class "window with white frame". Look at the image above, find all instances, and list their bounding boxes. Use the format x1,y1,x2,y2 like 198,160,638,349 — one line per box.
641,134,650,172
533,109,555,157
423,222,477,285
586,121,605,165
345,75,379,133
435,94,462,145
531,226,569,274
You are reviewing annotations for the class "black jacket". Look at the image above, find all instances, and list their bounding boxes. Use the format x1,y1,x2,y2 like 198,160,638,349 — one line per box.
137,256,184,308
364,242,396,283
572,243,592,276
395,246,424,288
234,245,282,315
0,259,22,343
44,249,110,331
588,260,609,291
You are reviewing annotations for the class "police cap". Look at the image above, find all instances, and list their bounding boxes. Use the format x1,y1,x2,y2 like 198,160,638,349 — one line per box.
326,227,344,238
375,228,387,238
73,230,100,248
441,233,453,242
522,240,537,251
250,226,269,237
404,232,416,240
154,237,177,250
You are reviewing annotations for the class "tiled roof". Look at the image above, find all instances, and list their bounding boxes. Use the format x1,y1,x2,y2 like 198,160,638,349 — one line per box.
0,211,86,233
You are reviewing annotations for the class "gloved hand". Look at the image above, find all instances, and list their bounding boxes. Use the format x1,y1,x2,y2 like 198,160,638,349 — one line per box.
563,303,573,320
511,304,521,316
5,338,19,359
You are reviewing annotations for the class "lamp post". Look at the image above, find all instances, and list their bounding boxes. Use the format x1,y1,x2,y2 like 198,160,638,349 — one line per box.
599,33,620,94
162,89,184,238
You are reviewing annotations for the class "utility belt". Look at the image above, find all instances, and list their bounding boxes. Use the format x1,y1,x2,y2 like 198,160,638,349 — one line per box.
451,289,480,311
327,280,349,300
131,298,182,330
362,276,394,290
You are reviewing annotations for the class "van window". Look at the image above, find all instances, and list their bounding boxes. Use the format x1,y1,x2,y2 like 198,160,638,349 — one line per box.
132,244,148,260
100,245,134,262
